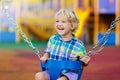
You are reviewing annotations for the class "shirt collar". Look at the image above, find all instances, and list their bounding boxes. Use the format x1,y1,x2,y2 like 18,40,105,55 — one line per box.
57,34,77,41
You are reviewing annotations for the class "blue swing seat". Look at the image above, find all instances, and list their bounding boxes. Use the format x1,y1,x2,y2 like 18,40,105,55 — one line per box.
40,59,83,80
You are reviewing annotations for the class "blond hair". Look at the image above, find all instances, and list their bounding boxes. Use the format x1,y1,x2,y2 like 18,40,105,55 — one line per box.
54,9,79,32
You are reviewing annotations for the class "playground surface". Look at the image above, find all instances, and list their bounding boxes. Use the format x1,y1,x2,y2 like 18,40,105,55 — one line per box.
0,46,120,80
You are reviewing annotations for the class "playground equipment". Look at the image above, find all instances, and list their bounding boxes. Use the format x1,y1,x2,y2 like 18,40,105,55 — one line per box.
73,0,91,38
0,0,91,42
41,59,83,80
14,0,91,41
93,0,120,46
20,21,55,41
0,32,16,42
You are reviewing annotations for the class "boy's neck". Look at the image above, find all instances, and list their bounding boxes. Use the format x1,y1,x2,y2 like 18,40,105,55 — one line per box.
61,34,72,41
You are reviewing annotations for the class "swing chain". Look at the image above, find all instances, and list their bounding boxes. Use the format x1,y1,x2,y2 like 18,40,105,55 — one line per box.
87,16,120,56
2,0,41,59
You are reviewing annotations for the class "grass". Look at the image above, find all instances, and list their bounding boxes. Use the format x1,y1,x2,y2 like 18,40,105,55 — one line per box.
0,41,47,49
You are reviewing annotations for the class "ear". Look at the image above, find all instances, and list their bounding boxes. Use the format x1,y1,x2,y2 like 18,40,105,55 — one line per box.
71,23,74,31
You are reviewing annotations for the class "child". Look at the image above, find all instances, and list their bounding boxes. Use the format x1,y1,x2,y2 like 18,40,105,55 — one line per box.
35,9,90,80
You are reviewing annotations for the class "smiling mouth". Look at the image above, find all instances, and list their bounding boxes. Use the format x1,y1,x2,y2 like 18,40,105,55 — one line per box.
58,27,64,30
57,25,64,30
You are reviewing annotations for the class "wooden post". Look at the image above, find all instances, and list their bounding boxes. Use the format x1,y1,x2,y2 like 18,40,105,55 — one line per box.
116,0,120,46
73,0,78,10
94,0,99,44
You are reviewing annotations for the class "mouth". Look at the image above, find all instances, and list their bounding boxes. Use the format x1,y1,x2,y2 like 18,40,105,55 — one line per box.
57,25,64,30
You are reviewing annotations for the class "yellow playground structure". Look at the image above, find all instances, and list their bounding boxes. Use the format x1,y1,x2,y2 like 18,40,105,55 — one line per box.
15,0,91,41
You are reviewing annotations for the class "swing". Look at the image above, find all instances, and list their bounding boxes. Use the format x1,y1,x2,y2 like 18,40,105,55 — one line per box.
40,59,83,80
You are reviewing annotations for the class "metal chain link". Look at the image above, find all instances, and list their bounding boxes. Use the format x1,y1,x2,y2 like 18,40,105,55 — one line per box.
2,0,41,59
87,16,120,56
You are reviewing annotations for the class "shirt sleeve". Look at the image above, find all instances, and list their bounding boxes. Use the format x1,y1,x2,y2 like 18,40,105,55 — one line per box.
44,39,52,53
44,35,55,53
76,41,87,58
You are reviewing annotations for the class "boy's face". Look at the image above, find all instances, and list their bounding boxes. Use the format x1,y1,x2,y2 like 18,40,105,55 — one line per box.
54,14,73,37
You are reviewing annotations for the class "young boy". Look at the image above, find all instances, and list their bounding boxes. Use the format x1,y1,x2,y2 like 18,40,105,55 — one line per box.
35,9,90,80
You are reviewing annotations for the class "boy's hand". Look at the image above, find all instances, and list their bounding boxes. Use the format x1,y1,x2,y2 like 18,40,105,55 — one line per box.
40,56,48,63
40,53,49,63
80,56,91,66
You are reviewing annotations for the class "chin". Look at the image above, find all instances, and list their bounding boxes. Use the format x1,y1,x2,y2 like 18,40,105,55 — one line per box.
58,33,63,36
57,31,63,35
59,33,68,37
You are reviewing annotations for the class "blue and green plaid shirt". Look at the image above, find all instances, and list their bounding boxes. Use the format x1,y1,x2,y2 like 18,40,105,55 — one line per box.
44,34,86,61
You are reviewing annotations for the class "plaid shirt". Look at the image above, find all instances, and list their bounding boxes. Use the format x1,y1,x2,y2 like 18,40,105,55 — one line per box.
44,34,86,61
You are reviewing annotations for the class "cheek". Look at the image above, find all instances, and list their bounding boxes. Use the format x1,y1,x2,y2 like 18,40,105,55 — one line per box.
66,24,73,30
70,24,74,30
54,23,57,28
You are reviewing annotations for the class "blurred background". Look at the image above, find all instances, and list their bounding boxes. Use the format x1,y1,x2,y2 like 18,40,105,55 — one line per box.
0,0,120,80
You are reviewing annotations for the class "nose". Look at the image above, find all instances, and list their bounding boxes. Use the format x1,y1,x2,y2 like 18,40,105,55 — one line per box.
57,25,62,28
57,22,62,26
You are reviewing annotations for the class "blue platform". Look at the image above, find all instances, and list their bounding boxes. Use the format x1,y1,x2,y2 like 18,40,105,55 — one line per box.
98,32,116,45
0,32,16,42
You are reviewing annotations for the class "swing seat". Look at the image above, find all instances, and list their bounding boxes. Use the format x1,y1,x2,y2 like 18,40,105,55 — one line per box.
40,59,83,80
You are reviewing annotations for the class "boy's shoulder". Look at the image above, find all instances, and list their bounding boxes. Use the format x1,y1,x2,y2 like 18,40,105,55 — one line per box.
76,39,84,46
49,34,59,40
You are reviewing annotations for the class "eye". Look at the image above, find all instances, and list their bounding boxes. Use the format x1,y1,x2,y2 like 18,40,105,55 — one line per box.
62,21,66,23
55,20,59,23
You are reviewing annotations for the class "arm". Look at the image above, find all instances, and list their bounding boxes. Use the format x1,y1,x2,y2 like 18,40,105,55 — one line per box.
41,35,54,63
40,53,50,63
